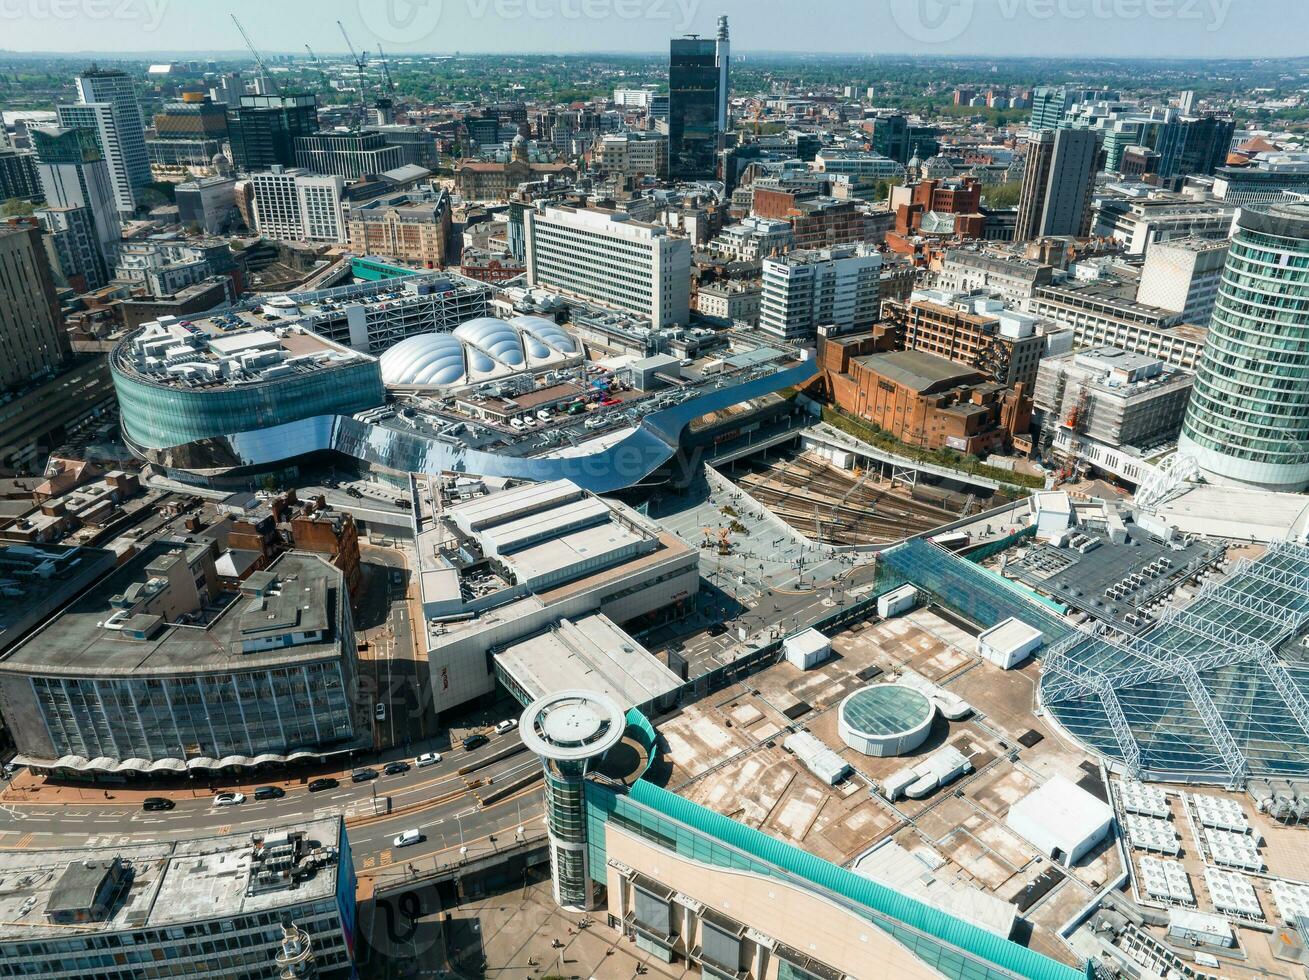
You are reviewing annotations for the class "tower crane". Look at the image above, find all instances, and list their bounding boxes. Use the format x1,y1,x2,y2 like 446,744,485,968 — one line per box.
231,14,279,96
304,44,331,94
336,20,369,130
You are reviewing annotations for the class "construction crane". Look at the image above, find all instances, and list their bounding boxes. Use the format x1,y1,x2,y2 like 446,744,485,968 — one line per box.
376,43,397,96
231,14,279,96
336,20,370,130
373,43,399,123
304,44,331,94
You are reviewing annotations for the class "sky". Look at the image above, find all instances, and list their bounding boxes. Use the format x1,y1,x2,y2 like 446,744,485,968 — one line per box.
0,0,1304,59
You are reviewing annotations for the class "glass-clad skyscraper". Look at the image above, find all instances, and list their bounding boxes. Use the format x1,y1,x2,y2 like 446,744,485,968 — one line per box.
1179,202,1309,490
668,36,720,180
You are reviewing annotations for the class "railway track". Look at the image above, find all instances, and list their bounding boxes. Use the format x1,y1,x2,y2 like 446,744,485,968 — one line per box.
731,452,961,546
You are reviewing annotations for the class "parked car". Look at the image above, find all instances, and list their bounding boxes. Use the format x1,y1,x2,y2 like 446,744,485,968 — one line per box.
494,718,518,736
142,797,174,811
462,733,489,752
415,752,442,768
253,785,285,801
213,792,245,807
393,829,422,847
308,777,338,792
351,768,378,783
383,761,410,776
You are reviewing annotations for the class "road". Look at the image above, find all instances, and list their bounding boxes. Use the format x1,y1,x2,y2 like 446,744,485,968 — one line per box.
0,732,543,885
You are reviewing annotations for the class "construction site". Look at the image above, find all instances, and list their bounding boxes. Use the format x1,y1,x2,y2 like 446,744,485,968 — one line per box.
716,448,980,546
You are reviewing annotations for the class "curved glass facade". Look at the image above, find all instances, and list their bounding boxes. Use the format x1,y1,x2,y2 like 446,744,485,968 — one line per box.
28,660,360,763
126,358,818,494
112,355,385,451
1179,202,1309,490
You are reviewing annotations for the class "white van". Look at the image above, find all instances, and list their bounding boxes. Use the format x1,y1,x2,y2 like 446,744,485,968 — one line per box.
393,829,422,847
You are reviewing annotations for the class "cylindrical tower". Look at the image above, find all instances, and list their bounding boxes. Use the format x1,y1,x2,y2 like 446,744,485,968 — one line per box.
715,15,730,135
274,922,317,979
1179,202,1309,490
519,690,625,910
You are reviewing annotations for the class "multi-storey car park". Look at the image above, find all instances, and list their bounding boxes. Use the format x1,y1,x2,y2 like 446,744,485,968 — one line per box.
109,273,818,494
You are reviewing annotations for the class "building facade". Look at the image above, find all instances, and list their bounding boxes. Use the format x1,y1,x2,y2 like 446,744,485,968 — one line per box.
250,167,346,243
885,292,1046,391
935,249,1054,311
62,67,151,217
823,347,1030,455
1029,282,1207,369
1178,202,1309,490
0,818,355,979
227,94,319,172
0,147,41,202
595,131,668,179
525,205,691,328
0,221,69,393
294,129,405,181
0,547,366,774
1135,237,1229,326
1015,129,1102,241
668,36,721,180
760,245,881,343
346,187,451,268
31,125,121,268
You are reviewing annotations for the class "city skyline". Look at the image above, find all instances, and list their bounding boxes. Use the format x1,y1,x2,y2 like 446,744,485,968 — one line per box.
0,0,1305,57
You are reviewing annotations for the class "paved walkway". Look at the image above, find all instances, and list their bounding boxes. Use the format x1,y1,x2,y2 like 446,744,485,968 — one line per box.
416,878,693,979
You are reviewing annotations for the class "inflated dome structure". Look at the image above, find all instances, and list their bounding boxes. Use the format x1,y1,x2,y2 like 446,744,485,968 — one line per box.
379,316,582,391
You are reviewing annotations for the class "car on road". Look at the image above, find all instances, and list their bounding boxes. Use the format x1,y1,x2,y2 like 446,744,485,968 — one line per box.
462,733,489,752
415,752,442,768
351,768,378,783
383,761,410,776
308,777,338,793
253,785,285,801
142,797,174,811
494,718,518,735
213,792,245,807
393,829,422,847
374,703,387,722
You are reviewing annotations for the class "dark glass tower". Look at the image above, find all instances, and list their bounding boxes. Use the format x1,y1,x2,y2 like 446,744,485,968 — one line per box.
668,36,720,180
227,94,318,172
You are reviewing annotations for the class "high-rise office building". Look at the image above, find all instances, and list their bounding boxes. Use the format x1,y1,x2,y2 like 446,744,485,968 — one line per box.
294,129,406,181
227,93,319,172
1179,203,1309,491
250,167,345,243
524,204,691,328
1015,128,1102,241
760,245,882,344
0,220,68,391
0,148,42,203
58,67,150,218
668,19,729,180
30,125,121,282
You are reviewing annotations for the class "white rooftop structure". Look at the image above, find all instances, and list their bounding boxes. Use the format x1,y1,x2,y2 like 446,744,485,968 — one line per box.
783,730,851,786
783,627,831,670
851,839,1016,939
495,613,681,712
976,618,1043,670
378,315,581,391
1006,775,1114,866
1147,482,1309,543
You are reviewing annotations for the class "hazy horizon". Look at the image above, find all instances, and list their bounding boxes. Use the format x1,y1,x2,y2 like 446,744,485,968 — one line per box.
0,0,1303,59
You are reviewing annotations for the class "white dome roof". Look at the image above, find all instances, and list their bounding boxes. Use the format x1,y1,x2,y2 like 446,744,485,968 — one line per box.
380,333,467,387
379,317,582,391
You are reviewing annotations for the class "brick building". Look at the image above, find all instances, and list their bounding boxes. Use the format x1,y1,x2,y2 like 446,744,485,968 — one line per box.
883,293,1046,391
820,345,1031,455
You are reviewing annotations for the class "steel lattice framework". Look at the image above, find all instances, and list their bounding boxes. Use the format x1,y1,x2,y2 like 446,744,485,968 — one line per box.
1040,539,1309,786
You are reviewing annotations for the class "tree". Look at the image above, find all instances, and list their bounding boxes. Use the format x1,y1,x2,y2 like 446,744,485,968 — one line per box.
0,197,35,218
983,181,1023,209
